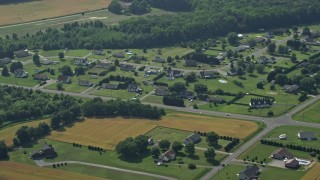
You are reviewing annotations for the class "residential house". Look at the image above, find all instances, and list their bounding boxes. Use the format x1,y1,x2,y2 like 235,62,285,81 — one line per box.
168,69,183,78
183,133,201,145
179,91,195,99
155,86,169,96
33,74,49,81
41,59,54,65
96,62,113,69
153,56,166,63
227,68,238,76
160,149,176,162
145,69,159,75
132,55,146,61
271,148,293,160
128,83,142,93
255,36,266,43
298,131,316,140
74,58,88,66
185,59,198,67
57,75,71,84
0,57,11,66
207,96,224,104
92,50,105,56
112,52,125,58
14,50,29,58
238,165,260,180
215,55,225,61
264,32,274,39
249,98,272,109
285,159,299,169
102,83,119,90
78,79,93,87
257,56,276,64
120,64,135,72
234,45,250,53
30,150,42,159
283,85,299,93
148,138,154,145
200,71,218,79
14,69,28,78
30,144,57,160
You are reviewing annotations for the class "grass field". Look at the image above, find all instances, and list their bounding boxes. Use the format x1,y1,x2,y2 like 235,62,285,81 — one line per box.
0,0,110,26
48,113,258,150
0,119,50,145
302,163,320,180
0,161,103,180
293,100,320,123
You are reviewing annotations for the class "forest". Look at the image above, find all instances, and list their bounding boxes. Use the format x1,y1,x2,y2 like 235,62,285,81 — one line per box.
0,0,320,57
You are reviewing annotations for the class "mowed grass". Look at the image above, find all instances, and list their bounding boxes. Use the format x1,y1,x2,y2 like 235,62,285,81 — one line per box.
293,100,320,123
0,0,110,25
302,163,320,180
0,119,50,145
0,161,103,180
49,113,258,150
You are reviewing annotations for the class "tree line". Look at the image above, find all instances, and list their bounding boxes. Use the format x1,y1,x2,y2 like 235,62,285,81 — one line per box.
260,139,320,154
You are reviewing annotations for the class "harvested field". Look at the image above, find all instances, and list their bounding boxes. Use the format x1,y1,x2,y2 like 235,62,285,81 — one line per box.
0,0,110,25
49,113,258,150
302,163,320,180
0,119,50,145
0,161,104,180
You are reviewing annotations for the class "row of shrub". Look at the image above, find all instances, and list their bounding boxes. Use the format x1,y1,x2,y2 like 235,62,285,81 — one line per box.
224,139,240,152
52,163,67,168
226,92,245,105
260,139,320,154
72,143,82,148
88,145,105,152
153,72,165,81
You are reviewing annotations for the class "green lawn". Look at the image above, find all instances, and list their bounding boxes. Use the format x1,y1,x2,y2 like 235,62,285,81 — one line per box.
293,100,320,123
211,164,245,180
90,89,137,100
142,95,164,104
45,82,90,93
10,139,210,180
0,75,38,87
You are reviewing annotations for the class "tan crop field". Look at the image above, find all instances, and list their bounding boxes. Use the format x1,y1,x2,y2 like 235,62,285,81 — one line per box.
302,163,320,180
49,113,259,150
0,161,104,180
0,0,110,25
0,119,50,145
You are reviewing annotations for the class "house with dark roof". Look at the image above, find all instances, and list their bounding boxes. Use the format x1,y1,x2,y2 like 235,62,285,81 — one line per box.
200,71,218,79
92,50,105,56
155,86,169,96
257,56,276,64
298,131,316,140
14,69,28,78
33,74,49,81
285,159,299,169
78,79,93,87
30,144,57,160
74,58,88,66
57,75,71,84
183,133,201,145
234,45,250,53
41,59,54,65
249,98,272,109
0,57,11,66
227,68,237,76
179,91,195,99
96,62,113,69
271,148,293,160
14,50,29,58
112,52,125,58
168,70,183,78
102,83,119,90
128,83,142,93
215,55,225,61
145,69,159,75
153,56,166,63
283,85,299,93
160,149,176,162
120,64,135,71
238,165,260,180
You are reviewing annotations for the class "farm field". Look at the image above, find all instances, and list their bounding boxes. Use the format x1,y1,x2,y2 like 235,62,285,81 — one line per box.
301,163,320,180
0,0,110,26
0,119,50,146
0,161,103,180
48,113,259,150
293,100,320,123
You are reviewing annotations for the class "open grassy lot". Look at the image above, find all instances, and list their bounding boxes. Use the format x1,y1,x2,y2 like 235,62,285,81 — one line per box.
90,88,137,99
0,75,38,87
0,161,103,180
293,100,320,123
49,113,258,150
0,0,110,26
211,163,245,180
56,164,159,180
302,163,320,180
0,119,50,146
264,126,320,149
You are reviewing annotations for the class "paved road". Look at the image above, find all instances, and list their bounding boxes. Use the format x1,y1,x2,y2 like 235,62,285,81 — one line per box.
34,160,176,180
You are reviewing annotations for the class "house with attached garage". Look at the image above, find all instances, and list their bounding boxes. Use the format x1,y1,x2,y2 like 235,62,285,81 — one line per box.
92,50,105,56
168,69,184,78
14,50,30,58
14,69,28,78
0,57,11,66
179,91,195,99
57,75,71,84
154,86,169,96
271,148,294,160
120,64,135,72
160,149,176,162
283,84,299,93
200,70,218,79
238,165,260,180
74,58,88,66
249,98,272,109
112,52,125,58
102,83,119,90
128,83,142,93
96,62,113,69
285,159,299,169
30,144,57,160
153,56,166,63
78,79,93,87
33,74,49,81
298,131,316,140
183,133,201,145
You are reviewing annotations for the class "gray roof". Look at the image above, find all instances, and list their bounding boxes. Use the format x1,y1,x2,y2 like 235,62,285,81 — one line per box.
41,144,54,151
298,131,315,139
102,83,119,90
283,85,299,93
239,165,259,178
0,57,12,65
184,133,201,144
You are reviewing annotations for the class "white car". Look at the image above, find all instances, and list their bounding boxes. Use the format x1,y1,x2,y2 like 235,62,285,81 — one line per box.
226,113,231,116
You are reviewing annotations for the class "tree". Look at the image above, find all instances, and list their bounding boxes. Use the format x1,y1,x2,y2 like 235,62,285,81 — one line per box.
33,53,41,66
151,147,160,158
255,64,265,74
172,141,183,153
159,140,171,151
237,67,244,76
15,126,31,144
290,53,297,62
10,62,23,73
206,132,219,147
299,77,315,92
204,147,216,160
75,67,85,75
61,65,73,76
275,73,288,86
59,52,64,59
267,43,276,54
1,65,9,76
246,63,255,73
194,83,208,94
167,56,173,63
56,83,63,90
188,163,196,169
169,82,186,93
108,0,123,14
185,72,197,83
277,45,289,54
115,137,138,159
0,141,8,159
134,135,148,153
185,143,195,156
115,59,120,66
50,113,61,129
227,32,238,46
256,82,264,89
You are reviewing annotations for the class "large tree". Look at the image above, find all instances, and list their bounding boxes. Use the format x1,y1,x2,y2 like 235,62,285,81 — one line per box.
172,141,183,153
227,32,238,46
1,65,9,76
204,147,216,160
159,140,171,151
33,53,40,66
184,142,195,156
9,61,23,73
267,43,276,54
115,137,138,158
108,0,123,14
61,65,73,76
0,141,8,159
206,132,219,147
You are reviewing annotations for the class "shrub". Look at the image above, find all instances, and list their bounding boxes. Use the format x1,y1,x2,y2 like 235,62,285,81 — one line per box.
53,164,56,168
188,163,196,169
